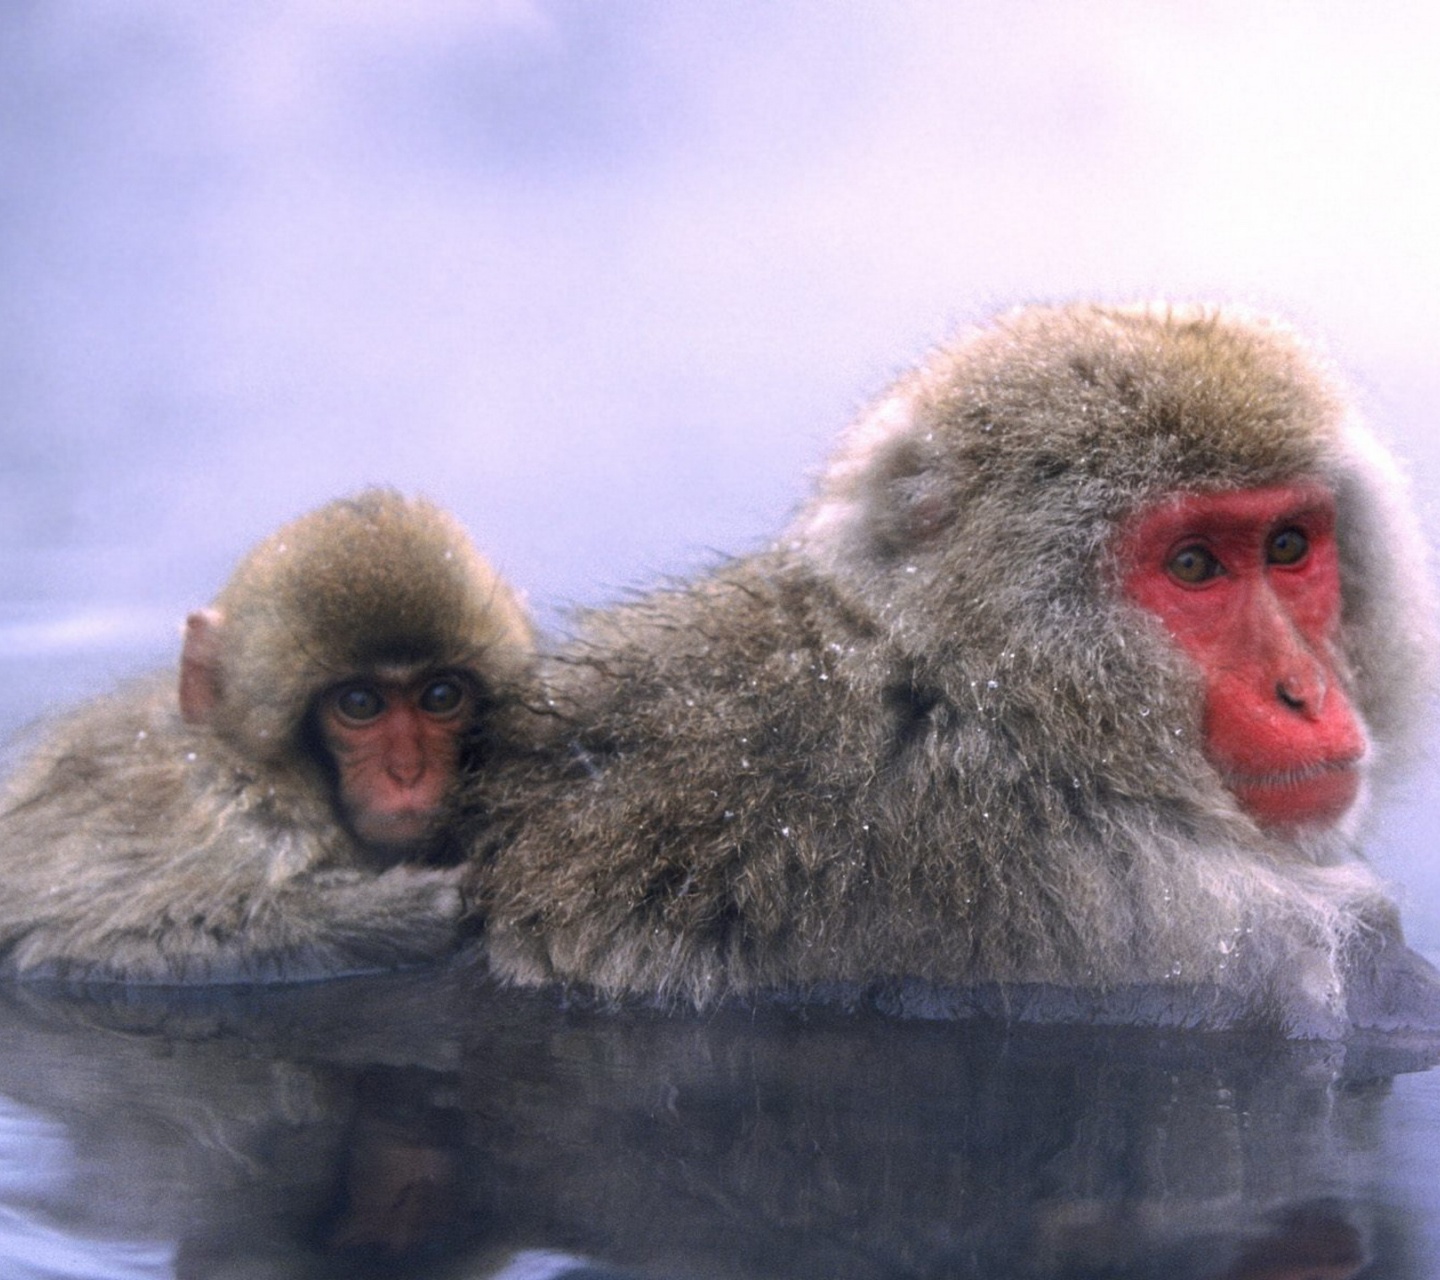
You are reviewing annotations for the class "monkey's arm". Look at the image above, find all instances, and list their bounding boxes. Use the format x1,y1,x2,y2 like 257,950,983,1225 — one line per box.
0,832,465,986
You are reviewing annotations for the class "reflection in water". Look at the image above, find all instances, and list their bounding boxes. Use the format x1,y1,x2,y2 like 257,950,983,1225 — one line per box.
0,964,1428,1278
0,1098,172,1279
319,1065,465,1258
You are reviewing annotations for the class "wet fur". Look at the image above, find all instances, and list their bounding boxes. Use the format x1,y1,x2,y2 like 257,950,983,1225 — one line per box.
470,304,1438,1035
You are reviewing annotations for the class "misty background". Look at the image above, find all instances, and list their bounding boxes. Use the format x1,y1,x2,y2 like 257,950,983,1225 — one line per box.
3,2,1439,939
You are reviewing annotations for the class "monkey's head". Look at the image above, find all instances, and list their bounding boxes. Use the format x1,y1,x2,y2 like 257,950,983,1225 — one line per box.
791,302,1435,845
179,490,535,857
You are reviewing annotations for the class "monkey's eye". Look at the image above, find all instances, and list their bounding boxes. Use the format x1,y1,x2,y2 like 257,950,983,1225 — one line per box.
332,686,386,724
1267,526,1309,566
418,678,467,718
1166,544,1223,585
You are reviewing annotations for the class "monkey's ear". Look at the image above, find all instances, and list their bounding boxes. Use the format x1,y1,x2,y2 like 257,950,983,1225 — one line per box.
179,608,226,725
867,438,957,555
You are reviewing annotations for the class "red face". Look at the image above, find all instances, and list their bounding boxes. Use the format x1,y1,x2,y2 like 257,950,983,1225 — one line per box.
316,672,475,854
1117,484,1367,832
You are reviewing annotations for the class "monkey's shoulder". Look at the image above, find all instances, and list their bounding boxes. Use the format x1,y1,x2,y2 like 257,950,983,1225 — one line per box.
0,672,353,895
0,675,195,815
3,674,303,825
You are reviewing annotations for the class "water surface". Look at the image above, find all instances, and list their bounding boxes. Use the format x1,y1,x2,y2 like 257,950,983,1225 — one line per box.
0,960,1436,1278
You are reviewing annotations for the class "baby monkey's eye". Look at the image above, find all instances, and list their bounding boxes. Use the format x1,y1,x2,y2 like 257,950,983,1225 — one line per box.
1267,527,1309,566
418,678,467,718
1167,544,1222,585
332,686,385,724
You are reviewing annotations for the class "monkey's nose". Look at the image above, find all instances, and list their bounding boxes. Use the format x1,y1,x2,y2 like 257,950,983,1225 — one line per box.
1276,671,1325,717
387,759,425,787
382,730,428,787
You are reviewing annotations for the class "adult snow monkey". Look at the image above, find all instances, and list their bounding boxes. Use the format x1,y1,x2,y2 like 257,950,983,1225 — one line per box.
471,303,1440,1038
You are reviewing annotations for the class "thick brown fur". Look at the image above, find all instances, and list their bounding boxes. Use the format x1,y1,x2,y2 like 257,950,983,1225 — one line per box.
0,490,535,983
470,303,1439,1036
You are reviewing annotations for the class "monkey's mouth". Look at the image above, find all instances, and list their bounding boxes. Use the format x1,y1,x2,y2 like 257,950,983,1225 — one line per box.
348,804,444,851
1220,756,1364,830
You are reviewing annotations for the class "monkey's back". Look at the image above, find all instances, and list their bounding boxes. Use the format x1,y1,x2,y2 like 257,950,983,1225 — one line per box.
476,556,1318,1013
